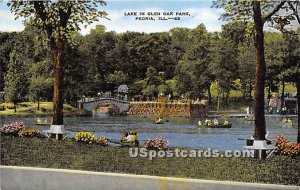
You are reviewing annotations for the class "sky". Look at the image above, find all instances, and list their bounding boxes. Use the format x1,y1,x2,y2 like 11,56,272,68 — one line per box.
0,0,226,34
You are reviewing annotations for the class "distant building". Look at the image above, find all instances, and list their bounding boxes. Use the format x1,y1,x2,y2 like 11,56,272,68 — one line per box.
266,96,298,115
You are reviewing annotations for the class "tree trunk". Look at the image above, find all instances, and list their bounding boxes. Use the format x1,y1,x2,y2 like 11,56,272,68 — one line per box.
208,86,212,106
253,1,267,142
14,102,16,113
296,81,300,143
37,97,40,111
51,42,64,125
281,80,285,111
249,79,252,99
268,80,272,99
217,88,220,114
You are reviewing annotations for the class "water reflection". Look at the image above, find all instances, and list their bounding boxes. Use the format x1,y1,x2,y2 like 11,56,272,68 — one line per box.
1,114,297,151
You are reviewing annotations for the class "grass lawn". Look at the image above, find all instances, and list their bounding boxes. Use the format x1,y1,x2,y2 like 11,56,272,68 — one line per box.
209,81,296,98
0,102,77,116
1,136,299,186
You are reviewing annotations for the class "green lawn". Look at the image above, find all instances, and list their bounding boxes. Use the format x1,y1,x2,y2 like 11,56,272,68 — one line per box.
1,136,299,186
0,102,76,116
209,81,296,98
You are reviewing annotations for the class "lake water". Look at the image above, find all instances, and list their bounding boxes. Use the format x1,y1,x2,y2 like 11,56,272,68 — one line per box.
1,114,298,151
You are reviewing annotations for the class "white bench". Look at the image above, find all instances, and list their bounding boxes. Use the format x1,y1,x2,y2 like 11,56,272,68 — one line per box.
244,140,276,159
43,125,67,140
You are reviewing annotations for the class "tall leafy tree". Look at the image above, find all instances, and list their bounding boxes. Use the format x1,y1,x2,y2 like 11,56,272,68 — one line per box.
9,1,107,125
281,32,300,143
210,23,244,106
29,60,53,109
4,48,31,112
0,32,17,92
238,38,255,100
213,0,288,158
176,24,212,100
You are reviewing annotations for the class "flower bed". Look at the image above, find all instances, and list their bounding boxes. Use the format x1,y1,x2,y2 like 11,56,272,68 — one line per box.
275,135,300,157
74,131,108,145
0,121,25,136
18,128,41,138
144,136,169,150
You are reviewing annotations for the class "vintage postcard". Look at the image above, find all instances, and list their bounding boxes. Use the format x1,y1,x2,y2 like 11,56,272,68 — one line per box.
1,0,299,189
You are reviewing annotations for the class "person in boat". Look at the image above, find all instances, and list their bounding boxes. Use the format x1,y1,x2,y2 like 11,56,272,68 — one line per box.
126,131,138,142
121,132,129,141
281,117,288,123
198,120,202,126
207,120,212,126
223,119,229,125
287,119,293,125
36,117,42,124
205,118,209,125
155,117,162,123
213,119,218,125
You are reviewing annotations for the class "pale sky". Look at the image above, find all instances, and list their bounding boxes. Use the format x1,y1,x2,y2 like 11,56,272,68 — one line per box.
0,0,226,34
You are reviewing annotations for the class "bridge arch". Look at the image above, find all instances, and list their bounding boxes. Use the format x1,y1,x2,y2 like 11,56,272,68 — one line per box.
80,98,130,113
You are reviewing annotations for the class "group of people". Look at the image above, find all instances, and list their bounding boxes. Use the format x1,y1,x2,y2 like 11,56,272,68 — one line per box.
281,117,293,125
36,117,51,124
198,118,229,126
121,131,138,143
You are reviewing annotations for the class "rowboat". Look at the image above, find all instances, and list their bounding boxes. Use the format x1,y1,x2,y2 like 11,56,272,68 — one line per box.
34,122,51,126
199,123,232,128
242,117,255,121
153,118,164,124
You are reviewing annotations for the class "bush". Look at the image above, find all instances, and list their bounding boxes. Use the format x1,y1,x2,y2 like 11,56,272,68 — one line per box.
143,136,169,150
74,131,108,145
94,137,108,145
18,128,41,138
0,121,24,136
275,135,300,157
74,131,96,143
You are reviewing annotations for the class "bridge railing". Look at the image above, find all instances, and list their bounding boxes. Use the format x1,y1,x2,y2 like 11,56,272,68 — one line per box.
80,96,129,103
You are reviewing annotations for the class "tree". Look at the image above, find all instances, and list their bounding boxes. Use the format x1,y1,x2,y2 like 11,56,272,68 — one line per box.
238,39,255,100
210,23,245,106
0,32,17,91
213,0,287,158
28,60,53,110
4,48,31,112
264,32,286,100
175,24,212,100
105,70,127,92
9,1,107,125
280,31,300,143
136,67,165,100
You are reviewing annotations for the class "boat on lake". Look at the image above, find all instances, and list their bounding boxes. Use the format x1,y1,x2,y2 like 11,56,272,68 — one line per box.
34,122,51,126
242,117,255,121
281,118,293,128
153,117,164,124
198,119,232,128
199,123,232,128
34,118,51,126
242,114,255,121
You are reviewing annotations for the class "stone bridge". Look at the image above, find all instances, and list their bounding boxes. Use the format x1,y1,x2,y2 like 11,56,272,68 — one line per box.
79,98,130,113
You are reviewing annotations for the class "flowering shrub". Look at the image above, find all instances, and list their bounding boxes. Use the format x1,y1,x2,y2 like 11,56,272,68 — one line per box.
275,135,300,157
18,128,40,138
74,132,96,143
144,136,169,150
0,121,25,136
74,131,108,145
95,137,108,145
